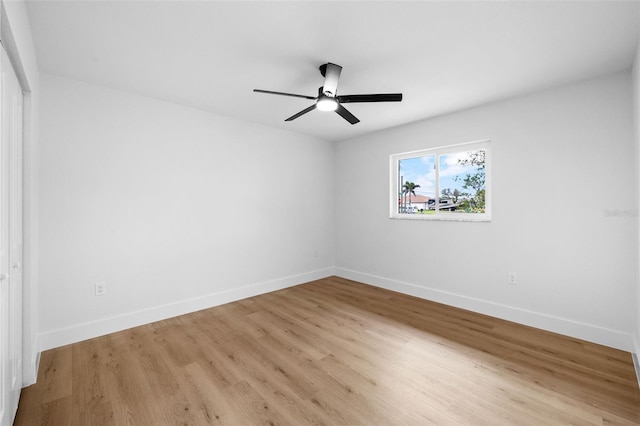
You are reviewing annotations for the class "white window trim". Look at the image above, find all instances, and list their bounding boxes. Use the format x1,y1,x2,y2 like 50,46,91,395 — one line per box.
389,139,492,222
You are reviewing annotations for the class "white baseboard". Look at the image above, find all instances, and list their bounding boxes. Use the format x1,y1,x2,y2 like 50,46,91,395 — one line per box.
335,267,633,352
22,334,40,387
633,336,640,389
38,267,335,352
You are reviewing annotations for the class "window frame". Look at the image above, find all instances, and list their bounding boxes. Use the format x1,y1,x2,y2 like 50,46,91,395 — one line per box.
389,140,491,222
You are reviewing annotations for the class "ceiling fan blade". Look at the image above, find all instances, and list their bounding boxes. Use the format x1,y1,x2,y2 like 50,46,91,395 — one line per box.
338,93,403,103
335,104,360,125
320,63,342,97
285,104,317,121
254,89,316,100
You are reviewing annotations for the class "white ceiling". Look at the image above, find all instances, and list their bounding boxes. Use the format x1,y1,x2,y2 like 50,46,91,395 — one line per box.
26,0,640,142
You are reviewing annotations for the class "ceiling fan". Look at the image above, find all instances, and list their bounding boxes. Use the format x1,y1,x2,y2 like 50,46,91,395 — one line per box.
254,62,402,125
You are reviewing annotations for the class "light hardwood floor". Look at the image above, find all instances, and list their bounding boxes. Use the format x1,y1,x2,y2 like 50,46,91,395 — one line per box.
15,276,640,425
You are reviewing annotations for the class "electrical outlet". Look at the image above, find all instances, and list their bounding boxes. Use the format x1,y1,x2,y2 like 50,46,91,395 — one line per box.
508,272,517,285
95,282,106,296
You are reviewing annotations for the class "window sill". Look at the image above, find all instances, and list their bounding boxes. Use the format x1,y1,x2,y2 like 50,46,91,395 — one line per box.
390,214,491,222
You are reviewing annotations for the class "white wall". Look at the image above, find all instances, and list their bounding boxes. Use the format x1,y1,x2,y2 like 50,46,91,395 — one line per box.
335,72,637,351
1,0,40,386
38,73,335,350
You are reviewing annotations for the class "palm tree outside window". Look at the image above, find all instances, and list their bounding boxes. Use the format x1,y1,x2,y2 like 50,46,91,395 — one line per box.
402,181,420,213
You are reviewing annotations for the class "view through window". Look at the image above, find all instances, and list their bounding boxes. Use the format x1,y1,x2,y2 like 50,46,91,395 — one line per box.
391,140,490,221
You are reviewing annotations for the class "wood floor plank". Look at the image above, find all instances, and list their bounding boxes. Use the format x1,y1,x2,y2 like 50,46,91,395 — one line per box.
15,277,640,425
182,361,242,425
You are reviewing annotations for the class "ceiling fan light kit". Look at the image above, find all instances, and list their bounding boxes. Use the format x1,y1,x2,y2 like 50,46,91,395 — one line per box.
254,62,402,125
316,96,338,111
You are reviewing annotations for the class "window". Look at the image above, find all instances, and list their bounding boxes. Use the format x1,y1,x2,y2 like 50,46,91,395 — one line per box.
390,140,491,221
